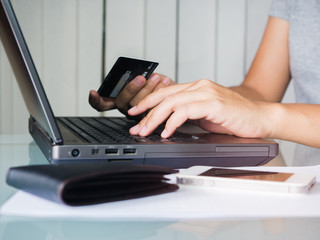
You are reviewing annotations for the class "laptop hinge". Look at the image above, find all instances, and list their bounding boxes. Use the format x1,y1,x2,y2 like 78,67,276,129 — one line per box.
29,116,62,145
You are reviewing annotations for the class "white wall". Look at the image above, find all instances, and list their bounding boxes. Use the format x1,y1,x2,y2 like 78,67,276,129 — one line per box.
0,0,296,165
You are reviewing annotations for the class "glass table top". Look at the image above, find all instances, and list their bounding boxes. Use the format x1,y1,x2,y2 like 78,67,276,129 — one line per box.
1,135,319,240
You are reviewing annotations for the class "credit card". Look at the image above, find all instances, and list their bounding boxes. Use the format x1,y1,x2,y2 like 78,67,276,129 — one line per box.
98,57,159,98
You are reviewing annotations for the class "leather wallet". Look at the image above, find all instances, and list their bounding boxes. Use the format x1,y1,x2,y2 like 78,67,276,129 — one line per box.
6,163,179,206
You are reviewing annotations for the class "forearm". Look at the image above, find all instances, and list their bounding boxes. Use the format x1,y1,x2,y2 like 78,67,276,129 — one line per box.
229,85,269,102
229,17,291,103
267,103,320,148
227,87,320,148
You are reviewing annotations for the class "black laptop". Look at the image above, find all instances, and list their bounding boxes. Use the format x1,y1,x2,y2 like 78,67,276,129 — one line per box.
0,0,278,168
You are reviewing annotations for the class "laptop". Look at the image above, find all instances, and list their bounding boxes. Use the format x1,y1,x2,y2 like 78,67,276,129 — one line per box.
0,0,278,168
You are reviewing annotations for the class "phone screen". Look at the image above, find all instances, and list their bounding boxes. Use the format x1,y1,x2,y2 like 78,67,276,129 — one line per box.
199,168,293,182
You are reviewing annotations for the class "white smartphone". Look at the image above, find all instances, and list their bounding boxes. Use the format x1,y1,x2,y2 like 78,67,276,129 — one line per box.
176,166,316,194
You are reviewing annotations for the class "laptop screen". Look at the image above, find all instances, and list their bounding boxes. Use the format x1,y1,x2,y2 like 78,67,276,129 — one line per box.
0,0,62,143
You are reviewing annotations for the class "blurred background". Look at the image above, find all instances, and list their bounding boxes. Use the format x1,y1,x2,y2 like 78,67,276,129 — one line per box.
0,0,295,164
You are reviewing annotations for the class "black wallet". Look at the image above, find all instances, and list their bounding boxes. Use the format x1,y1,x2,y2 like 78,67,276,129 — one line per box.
6,163,179,206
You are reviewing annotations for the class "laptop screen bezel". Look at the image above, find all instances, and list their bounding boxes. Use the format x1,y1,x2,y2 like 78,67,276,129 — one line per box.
0,0,63,144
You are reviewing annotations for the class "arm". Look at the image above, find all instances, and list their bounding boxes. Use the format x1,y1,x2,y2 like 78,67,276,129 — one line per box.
231,16,291,102
127,17,320,148
270,103,320,148
232,16,320,148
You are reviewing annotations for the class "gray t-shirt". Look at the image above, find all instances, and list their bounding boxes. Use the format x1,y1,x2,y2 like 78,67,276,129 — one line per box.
269,0,320,165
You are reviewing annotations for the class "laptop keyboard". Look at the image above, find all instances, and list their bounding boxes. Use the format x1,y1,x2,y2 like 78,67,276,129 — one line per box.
58,117,199,144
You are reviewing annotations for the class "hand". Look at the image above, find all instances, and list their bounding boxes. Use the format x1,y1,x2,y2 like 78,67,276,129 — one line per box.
88,73,173,116
128,79,274,139
88,90,115,112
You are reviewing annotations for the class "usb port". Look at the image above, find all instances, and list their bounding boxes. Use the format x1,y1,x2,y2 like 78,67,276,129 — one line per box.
92,149,100,155
105,149,119,155
123,148,136,155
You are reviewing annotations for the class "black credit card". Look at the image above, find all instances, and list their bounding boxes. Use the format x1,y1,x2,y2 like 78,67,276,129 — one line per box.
98,57,159,98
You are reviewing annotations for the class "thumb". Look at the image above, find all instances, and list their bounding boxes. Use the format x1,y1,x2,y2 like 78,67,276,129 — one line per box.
89,90,115,111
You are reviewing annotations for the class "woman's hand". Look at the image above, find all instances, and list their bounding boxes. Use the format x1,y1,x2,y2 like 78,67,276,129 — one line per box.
89,73,173,116
128,79,275,139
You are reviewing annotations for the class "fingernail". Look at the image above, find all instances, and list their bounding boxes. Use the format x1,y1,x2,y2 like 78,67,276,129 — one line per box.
162,77,171,85
134,77,145,87
150,74,159,82
161,129,168,138
130,124,140,133
128,106,137,114
140,125,148,135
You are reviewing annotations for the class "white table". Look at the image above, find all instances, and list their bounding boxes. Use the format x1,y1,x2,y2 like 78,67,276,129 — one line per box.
1,135,320,240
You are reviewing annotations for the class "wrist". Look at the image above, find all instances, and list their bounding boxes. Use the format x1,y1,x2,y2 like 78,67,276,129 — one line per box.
261,101,284,140
265,102,302,142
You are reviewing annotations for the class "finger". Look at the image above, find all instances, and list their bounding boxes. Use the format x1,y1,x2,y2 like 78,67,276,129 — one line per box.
128,73,162,107
129,107,167,136
153,76,173,92
89,90,115,111
115,75,146,112
197,118,233,135
129,74,173,107
161,101,220,138
161,107,190,138
128,82,191,116
131,91,205,136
